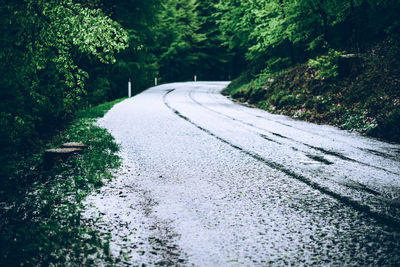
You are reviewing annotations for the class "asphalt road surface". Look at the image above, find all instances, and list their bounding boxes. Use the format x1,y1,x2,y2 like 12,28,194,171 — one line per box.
83,82,400,266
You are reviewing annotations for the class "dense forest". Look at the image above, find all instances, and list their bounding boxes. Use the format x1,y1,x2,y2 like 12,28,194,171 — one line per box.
1,0,400,182
1,0,400,265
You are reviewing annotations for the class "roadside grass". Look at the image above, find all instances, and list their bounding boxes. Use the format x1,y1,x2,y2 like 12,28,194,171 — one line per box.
76,98,127,119
0,98,125,266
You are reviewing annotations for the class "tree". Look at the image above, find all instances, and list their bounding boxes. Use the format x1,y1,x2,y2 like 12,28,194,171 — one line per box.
76,0,163,98
216,0,400,75
0,0,128,177
194,0,232,80
154,0,206,82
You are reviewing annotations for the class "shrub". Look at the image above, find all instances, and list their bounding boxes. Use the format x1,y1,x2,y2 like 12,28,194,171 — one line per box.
278,94,296,109
269,90,286,106
88,77,112,105
369,108,400,142
223,71,252,95
249,86,267,103
308,49,342,80
305,97,316,109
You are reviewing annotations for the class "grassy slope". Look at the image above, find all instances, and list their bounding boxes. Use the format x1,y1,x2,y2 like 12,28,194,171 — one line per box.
224,41,400,143
0,98,125,266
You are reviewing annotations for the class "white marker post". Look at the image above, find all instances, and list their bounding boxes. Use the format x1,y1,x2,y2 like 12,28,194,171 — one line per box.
194,75,197,82
128,78,131,98
155,77,158,86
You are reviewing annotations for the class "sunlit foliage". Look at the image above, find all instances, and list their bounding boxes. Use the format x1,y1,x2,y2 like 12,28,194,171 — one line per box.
0,0,127,177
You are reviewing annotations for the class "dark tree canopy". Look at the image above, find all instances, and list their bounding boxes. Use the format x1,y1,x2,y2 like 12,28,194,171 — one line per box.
0,0,127,176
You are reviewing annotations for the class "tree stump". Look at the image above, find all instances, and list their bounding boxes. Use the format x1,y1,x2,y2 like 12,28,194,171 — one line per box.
43,148,82,170
62,142,88,149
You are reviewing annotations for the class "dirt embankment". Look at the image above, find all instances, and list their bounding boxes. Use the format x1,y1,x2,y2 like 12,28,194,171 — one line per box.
224,41,400,143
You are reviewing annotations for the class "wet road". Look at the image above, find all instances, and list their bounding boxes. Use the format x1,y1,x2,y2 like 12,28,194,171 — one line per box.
83,82,400,266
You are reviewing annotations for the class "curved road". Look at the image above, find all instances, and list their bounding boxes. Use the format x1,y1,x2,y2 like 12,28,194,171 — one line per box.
84,82,400,266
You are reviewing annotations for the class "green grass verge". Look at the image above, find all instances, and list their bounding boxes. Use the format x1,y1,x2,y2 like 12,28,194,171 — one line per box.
0,98,125,266
76,97,127,119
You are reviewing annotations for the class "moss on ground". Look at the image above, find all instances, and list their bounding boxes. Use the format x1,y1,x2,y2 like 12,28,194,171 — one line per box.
0,98,125,266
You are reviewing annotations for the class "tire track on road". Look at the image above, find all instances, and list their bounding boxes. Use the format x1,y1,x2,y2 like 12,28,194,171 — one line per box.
163,88,400,231
211,87,400,161
188,89,400,176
